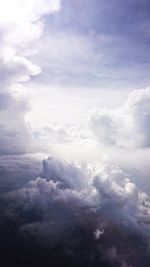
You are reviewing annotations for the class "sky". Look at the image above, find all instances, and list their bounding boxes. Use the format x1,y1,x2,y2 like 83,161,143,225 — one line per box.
0,1,150,267
37,0,150,88
28,0,150,129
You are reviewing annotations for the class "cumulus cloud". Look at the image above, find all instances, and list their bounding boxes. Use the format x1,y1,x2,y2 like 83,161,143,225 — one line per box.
1,155,150,266
33,124,71,144
89,87,150,149
0,0,61,155
2,156,150,240
0,1,150,266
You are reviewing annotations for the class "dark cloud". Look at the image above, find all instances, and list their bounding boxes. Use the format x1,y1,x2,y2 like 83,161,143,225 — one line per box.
0,156,150,266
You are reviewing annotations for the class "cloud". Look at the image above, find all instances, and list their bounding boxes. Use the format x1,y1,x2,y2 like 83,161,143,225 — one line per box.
1,155,150,265
93,228,104,240
89,87,150,149
0,1,150,266
0,154,42,190
33,124,71,144
92,164,148,234
2,156,150,240
103,246,133,267
0,0,61,155
0,90,43,155
0,0,61,24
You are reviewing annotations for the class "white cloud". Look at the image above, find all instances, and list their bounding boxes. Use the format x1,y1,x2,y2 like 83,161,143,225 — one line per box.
0,0,61,155
89,87,150,149
0,0,61,27
93,228,104,240
0,0,61,87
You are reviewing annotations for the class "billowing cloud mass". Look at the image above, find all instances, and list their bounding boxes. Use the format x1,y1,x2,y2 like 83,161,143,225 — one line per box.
4,156,150,237
0,0,61,155
0,1,150,267
89,87,150,149
1,156,150,266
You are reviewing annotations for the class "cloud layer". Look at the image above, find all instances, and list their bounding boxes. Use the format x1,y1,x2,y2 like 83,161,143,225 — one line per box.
1,156,150,237
1,155,150,266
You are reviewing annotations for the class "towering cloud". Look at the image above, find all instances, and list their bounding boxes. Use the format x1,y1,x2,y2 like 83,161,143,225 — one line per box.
0,0,61,155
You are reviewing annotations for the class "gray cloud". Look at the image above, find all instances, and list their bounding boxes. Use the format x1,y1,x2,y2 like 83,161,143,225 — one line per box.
0,155,150,266
2,156,150,242
0,155,42,191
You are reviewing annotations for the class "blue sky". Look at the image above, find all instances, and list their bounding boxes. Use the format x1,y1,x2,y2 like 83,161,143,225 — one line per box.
18,0,150,130
33,0,150,89
0,0,150,150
